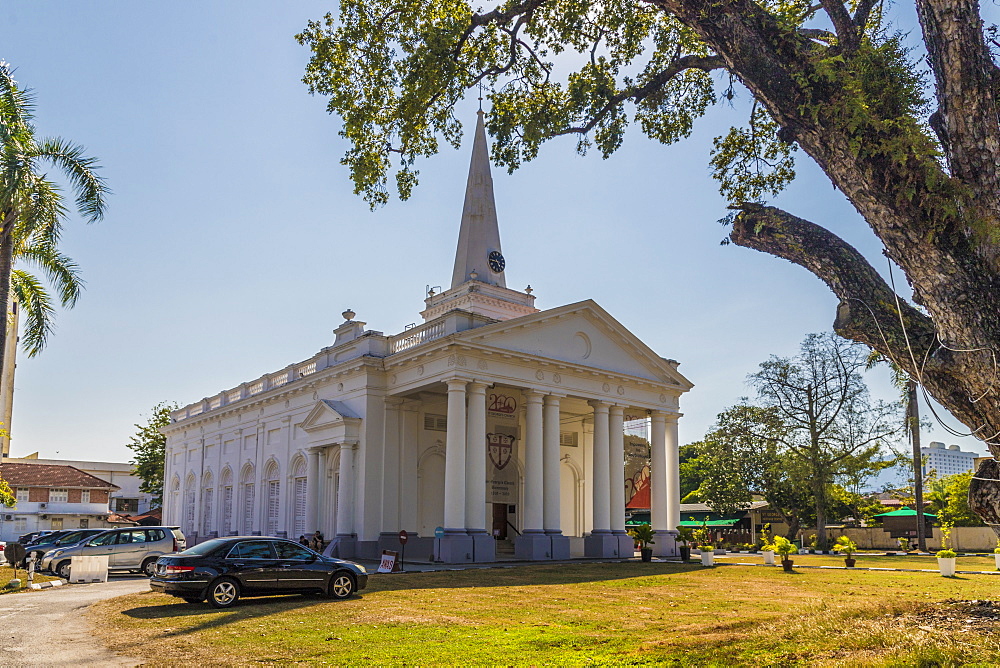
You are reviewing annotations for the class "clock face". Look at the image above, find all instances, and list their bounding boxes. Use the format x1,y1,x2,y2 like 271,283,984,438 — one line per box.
488,250,505,273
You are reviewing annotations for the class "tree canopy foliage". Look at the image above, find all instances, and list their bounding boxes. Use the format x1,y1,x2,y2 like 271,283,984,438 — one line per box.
297,0,1000,467
126,402,176,508
693,333,900,544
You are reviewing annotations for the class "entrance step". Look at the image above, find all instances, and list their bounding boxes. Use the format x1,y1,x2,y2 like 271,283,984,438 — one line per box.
495,539,515,555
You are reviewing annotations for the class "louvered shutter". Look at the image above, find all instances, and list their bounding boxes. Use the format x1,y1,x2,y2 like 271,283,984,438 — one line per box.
294,478,307,536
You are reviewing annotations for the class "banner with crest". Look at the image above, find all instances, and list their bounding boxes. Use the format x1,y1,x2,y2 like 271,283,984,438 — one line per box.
486,388,520,503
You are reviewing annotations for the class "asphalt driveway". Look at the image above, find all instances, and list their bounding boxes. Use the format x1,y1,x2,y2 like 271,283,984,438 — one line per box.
0,576,149,666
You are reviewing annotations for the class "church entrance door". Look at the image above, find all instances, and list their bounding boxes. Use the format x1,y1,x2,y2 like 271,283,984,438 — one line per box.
492,503,509,539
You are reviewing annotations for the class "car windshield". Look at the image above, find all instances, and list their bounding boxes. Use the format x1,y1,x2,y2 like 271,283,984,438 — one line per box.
178,539,229,556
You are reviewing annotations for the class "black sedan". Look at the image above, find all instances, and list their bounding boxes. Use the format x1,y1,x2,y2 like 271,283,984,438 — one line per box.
149,536,368,608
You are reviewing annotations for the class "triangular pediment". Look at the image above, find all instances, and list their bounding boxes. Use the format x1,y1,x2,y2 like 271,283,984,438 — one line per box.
457,300,693,389
299,400,362,443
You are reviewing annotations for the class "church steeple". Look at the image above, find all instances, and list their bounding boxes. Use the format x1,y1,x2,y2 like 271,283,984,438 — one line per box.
420,111,538,323
451,110,505,289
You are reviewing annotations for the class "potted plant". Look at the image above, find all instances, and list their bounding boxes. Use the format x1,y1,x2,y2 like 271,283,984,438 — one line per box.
628,523,656,563
675,525,694,562
897,537,910,553
699,542,716,566
832,535,858,567
806,534,818,554
936,521,957,577
772,535,796,571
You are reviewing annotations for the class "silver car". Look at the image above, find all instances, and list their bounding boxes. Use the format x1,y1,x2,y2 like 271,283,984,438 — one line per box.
42,526,186,578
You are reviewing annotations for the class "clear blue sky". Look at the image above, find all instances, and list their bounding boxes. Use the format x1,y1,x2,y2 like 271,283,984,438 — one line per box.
2,2,993,477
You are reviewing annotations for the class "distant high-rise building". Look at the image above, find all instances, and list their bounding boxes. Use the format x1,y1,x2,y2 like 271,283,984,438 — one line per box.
921,441,978,477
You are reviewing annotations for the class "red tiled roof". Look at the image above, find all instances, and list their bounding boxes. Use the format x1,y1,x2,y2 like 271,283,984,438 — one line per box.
0,463,119,489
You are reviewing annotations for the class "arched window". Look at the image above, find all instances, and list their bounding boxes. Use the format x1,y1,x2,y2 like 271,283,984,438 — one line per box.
184,474,197,535
170,476,181,527
264,460,280,536
240,464,256,535
291,456,307,537
220,468,234,536
201,471,214,536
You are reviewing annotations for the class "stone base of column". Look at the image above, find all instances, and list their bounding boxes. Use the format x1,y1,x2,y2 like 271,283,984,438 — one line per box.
515,532,552,560
469,532,496,562
616,534,636,559
653,530,679,557
436,532,474,563
584,531,623,558
548,534,571,560
327,535,356,559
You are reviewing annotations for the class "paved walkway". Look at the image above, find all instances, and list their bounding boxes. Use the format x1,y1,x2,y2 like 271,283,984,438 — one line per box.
0,576,148,667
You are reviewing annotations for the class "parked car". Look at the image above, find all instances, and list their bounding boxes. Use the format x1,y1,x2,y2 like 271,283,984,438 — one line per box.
149,536,368,609
41,526,186,578
22,529,105,564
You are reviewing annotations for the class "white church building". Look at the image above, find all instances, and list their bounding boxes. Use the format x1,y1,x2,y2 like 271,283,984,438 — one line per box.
162,111,692,563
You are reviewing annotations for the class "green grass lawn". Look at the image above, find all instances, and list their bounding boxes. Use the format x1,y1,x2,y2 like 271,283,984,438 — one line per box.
90,561,1000,666
720,551,1000,571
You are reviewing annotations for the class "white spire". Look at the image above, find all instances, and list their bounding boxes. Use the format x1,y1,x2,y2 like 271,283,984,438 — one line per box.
451,110,506,289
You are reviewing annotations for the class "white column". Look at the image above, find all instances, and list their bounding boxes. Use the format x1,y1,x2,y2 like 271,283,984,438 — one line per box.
381,397,403,533
650,412,668,533
305,446,321,534
542,394,562,534
335,442,356,536
443,379,468,531
465,382,488,532
589,400,611,533
523,390,545,533
400,403,420,531
608,405,626,534
665,415,681,531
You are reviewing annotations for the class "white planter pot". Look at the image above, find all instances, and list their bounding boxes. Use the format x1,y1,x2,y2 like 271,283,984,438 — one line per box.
798,549,809,555
700,552,715,566
938,557,956,577
994,553,1000,570
762,550,775,565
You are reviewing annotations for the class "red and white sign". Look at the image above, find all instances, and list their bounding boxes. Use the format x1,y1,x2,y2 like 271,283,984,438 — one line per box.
488,393,517,419
378,550,398,573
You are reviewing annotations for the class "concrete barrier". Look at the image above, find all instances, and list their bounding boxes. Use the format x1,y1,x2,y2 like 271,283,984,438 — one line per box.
68,555,109,583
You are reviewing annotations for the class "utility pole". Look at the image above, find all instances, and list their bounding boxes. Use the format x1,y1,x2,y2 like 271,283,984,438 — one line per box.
907,379,926,552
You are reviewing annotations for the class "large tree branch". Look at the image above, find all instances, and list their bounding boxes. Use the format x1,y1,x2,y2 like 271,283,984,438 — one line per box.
730,204,1000,448
729,204,936,373
915,0,1000,204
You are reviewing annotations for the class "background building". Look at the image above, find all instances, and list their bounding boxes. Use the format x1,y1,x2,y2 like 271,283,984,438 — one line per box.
922,441,978,477
0,462,123,541
3,454,156,517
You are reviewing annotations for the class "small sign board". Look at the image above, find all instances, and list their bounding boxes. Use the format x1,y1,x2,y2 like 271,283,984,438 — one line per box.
378,550,399,573
434,526,445,539
398,530,408,545
3,543,24,567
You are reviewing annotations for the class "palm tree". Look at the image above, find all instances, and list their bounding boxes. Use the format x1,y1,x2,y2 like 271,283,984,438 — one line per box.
0,61,108,376
868,352,927,551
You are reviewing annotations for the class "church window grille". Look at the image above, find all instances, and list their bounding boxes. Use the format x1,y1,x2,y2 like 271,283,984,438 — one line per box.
242,483,255,534
294,477,307,536
202,488,214,535
267,481,280,536
424,414,447,432
222,486,233,535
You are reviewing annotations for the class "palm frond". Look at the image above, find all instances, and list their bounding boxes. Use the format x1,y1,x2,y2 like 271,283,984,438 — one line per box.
36,137,108,223
10,268,54,357
15,239,83,307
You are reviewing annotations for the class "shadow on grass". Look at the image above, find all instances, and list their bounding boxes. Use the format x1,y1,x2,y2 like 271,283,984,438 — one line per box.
120,592,351,638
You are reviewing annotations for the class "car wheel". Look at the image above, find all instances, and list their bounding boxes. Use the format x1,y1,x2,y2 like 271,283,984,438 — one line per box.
181,596,202,604
56,561,71,580
328,572,355,600
141,558,157,577
208,578,241,609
